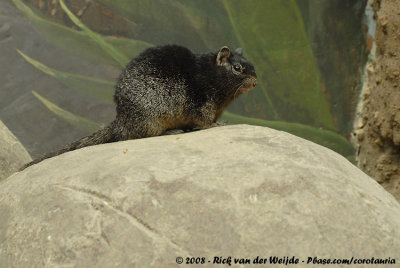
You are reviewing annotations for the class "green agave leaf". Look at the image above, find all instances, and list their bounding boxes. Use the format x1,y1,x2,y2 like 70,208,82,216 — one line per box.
32,91,104,132
59,0,128,67
165,0,239,49
18,50,115,103
222,0,335,130
221,111,354,157
107,38,152,61
97,0,209,51
12,0,152,67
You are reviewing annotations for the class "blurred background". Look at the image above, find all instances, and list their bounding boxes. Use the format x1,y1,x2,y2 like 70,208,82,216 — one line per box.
0,0,370,160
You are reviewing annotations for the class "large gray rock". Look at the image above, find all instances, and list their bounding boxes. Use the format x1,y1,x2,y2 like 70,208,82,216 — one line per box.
0,125,399,267
0,120,31,180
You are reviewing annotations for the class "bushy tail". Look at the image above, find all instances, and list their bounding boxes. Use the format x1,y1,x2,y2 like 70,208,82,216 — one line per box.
21,123,117,170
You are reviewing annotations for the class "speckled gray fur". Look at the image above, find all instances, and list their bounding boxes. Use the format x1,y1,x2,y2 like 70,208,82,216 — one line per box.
24,44,257,168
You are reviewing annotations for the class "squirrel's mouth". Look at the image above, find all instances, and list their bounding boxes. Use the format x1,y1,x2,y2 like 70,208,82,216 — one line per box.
239,77,258,93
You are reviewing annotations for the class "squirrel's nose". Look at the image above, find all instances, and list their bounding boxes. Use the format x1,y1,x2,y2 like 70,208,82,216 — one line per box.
253,79,258,88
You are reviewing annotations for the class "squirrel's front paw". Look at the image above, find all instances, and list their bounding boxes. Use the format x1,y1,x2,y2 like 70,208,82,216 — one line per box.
164,129,185,135
213,120,228,127
202,120,228,129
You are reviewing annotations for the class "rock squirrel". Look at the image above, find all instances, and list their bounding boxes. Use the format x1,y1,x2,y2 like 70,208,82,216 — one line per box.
23,44,257,168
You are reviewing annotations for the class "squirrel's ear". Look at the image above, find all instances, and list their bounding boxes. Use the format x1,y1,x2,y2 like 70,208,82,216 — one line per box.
216,46,231,66
235,48,243,56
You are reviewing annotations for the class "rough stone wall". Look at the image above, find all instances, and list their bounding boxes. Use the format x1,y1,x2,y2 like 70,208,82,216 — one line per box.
356,0,400,201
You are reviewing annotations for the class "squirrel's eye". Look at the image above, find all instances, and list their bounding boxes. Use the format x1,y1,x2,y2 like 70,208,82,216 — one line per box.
233,64,242,72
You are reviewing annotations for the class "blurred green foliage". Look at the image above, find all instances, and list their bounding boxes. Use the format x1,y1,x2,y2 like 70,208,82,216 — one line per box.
12,0,354,156
32,90,104,132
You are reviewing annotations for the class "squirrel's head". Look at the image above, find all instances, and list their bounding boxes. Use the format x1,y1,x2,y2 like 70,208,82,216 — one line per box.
216,46,258,94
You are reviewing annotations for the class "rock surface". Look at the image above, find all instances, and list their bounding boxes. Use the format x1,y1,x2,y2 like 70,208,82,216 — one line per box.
0,120,31,181
0,125,399,267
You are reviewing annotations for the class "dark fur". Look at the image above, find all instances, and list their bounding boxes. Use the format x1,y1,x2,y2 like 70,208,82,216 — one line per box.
23,44,257,169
